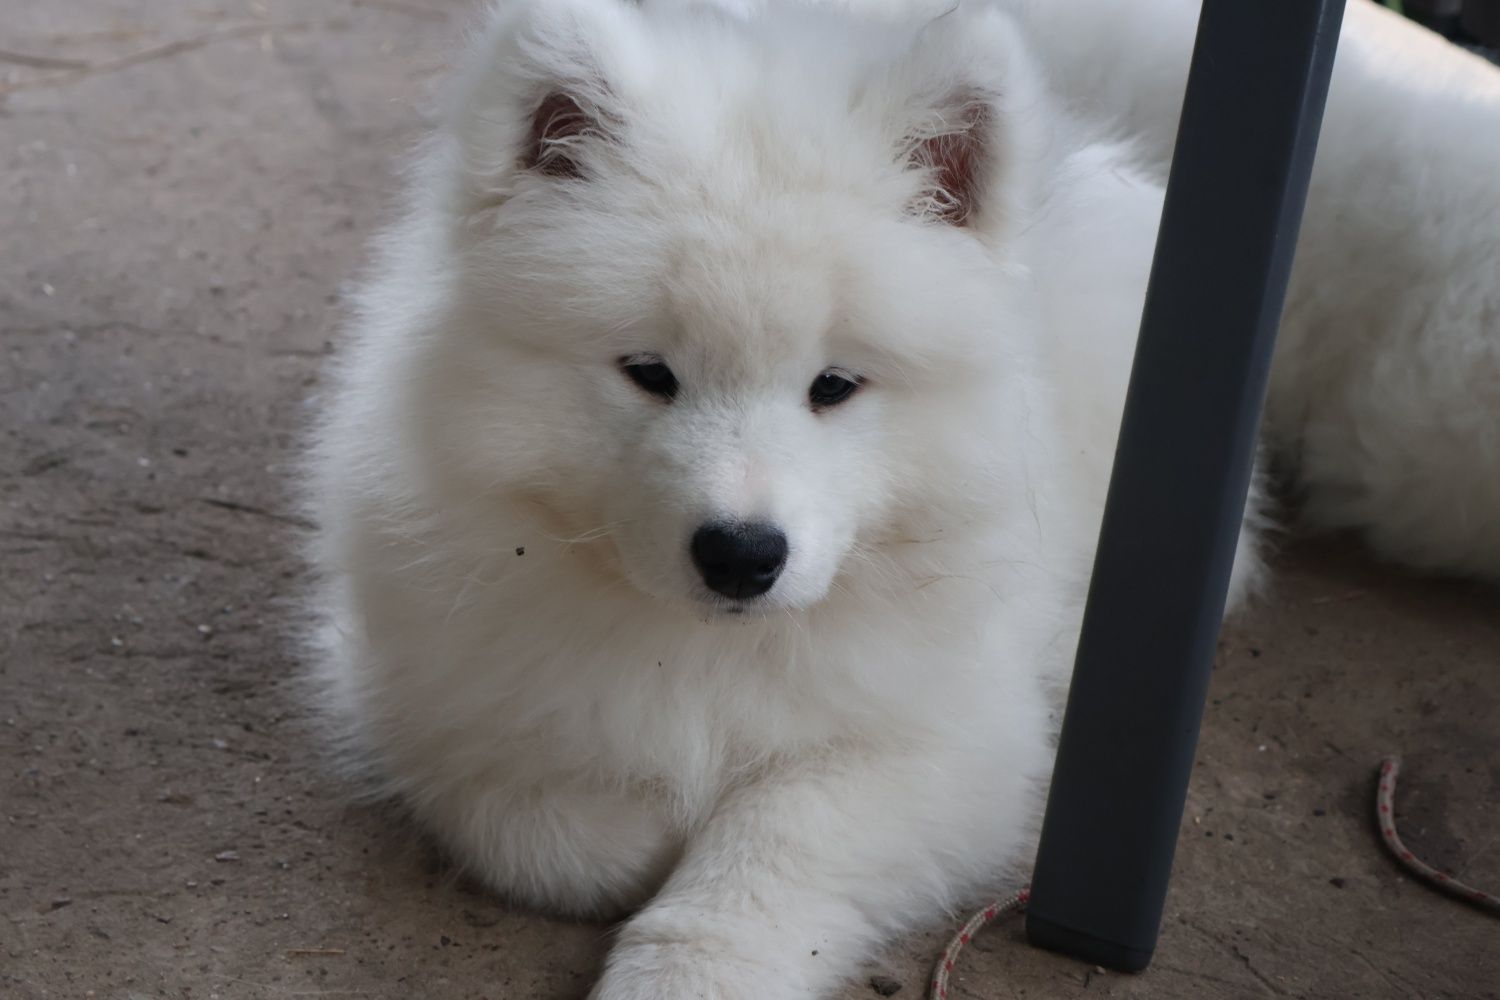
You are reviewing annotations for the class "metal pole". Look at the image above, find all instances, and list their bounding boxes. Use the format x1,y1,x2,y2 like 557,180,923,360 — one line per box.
1025,0,1347,973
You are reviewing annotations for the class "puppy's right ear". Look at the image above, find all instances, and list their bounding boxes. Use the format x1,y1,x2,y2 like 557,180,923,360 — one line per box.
520,90,604,179
442,0,633,209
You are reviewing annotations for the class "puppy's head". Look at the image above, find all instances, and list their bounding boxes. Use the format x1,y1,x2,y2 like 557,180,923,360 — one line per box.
415,0,1051,614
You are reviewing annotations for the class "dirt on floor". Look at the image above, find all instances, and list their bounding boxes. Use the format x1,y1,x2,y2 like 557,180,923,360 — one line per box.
2,2,1497,998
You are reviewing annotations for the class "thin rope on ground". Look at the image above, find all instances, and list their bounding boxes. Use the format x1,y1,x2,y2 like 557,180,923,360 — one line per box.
929,755,1498,999
1377,755,1500,915
928,887,1028,1000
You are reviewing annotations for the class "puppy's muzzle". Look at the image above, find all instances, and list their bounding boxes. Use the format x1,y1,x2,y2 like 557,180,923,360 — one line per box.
690,521,788,600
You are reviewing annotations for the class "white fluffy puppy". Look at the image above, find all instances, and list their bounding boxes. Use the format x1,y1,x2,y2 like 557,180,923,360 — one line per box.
1008,0,1500,578
307,0,1262,996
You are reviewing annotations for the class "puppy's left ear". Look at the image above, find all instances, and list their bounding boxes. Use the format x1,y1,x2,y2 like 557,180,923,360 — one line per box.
888,6,1045,231
904,89,995,227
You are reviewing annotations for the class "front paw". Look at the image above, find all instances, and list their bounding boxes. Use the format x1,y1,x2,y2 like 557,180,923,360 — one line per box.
589,943,745,1000
589,935,795,1000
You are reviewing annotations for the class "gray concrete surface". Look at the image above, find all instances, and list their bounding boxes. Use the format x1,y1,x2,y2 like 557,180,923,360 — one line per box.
3,2,1497,997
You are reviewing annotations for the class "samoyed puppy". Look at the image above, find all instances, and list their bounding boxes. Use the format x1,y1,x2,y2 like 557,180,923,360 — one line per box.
1007,0,1500,578
304,0,1491,997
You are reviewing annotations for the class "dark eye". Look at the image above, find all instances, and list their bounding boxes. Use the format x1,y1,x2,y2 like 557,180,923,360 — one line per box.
808,370,863,410
619,356,679,400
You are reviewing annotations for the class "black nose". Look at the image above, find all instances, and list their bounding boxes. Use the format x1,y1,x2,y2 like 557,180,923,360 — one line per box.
690,522,788,600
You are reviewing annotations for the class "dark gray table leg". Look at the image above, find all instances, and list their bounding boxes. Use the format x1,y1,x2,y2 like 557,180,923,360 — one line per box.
1024,0,1346,973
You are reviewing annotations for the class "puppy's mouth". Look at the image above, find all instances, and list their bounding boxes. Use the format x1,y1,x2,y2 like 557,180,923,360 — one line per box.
694,592,772,621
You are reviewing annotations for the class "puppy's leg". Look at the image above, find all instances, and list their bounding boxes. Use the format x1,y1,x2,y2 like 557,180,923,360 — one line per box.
590,745,1040,1000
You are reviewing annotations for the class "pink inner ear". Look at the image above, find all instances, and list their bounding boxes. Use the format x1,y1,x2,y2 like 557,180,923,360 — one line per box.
913,98,992,226
523,92,594,178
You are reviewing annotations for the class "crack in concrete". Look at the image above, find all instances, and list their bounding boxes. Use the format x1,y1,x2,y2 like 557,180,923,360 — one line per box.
0,20,352,98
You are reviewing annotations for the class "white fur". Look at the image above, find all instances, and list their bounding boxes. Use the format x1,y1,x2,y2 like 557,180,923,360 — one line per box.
1005,0,1500,578
304,0,1494,997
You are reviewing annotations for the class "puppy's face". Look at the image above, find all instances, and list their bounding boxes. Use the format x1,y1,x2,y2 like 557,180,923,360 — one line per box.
419,0,1039,614
593,230,882,613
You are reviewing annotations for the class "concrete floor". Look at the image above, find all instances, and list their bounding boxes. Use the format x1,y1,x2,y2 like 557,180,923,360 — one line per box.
3,2,1497,998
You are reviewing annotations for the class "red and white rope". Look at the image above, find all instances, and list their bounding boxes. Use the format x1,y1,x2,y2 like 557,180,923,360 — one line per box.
1377,755,1500,915
928,886,1029,1000
929,756,1497,999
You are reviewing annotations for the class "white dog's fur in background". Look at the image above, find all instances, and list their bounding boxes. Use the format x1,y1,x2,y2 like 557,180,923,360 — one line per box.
304,1,1499,997
1007,0,1500,578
